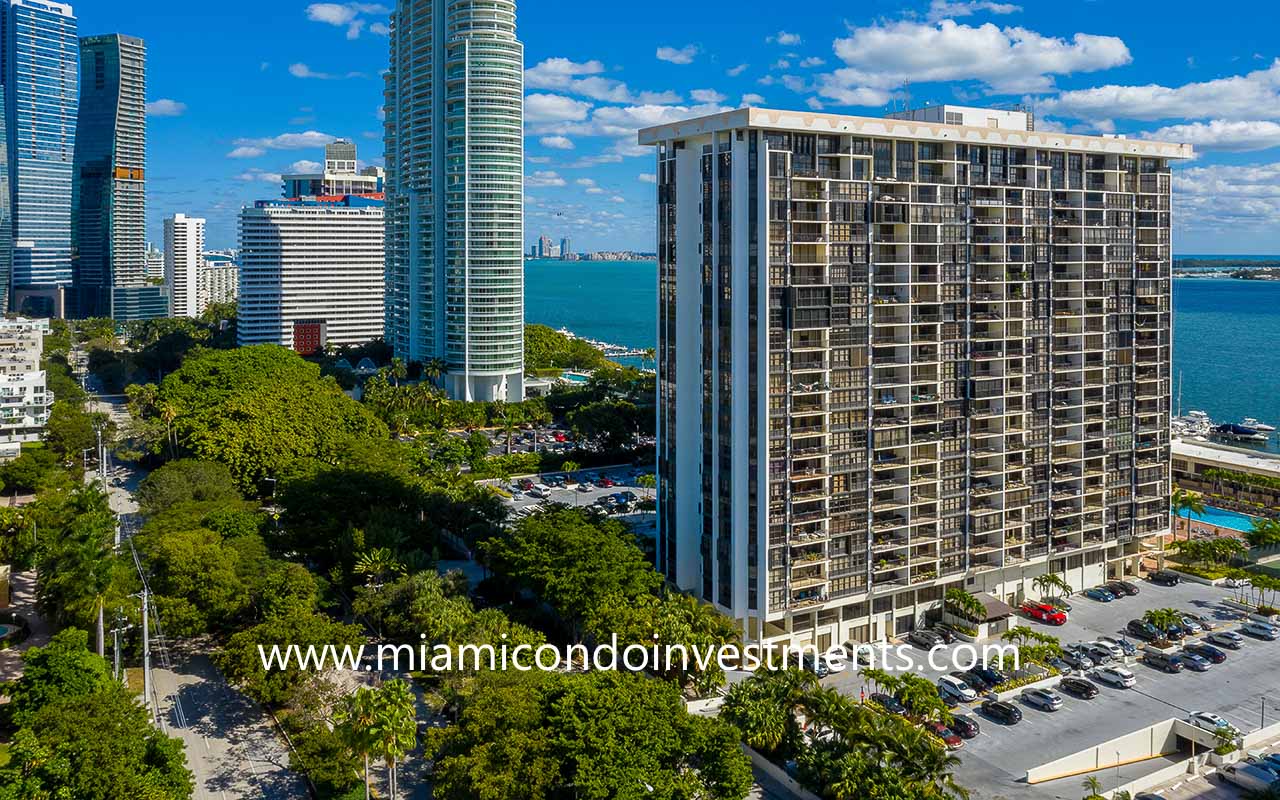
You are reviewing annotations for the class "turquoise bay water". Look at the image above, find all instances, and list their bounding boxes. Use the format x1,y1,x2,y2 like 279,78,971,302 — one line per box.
524,259,1280,451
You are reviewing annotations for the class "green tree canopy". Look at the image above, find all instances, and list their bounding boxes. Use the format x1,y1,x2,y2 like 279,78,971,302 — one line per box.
136,459,242,515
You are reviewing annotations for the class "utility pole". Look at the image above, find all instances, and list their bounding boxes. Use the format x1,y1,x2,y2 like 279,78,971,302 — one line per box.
141,585,151,719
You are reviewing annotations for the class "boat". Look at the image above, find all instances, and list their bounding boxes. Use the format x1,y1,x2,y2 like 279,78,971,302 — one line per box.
1211,423,1270,443
1242,417,1277,432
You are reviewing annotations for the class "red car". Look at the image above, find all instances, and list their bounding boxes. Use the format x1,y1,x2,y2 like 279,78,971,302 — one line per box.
1021,602,1067,625
924,721,964,750
598,477,615,488
553,432,567,442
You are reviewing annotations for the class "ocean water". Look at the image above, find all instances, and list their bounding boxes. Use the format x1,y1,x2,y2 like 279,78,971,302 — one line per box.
524,259,1280,450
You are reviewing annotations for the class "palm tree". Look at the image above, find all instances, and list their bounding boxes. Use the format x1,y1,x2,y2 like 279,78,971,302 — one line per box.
335,687,380,800
945,587,985,624
1172,487,1205,541
1081,774,1104,799
1248,518,1280,550
1143,607,1182,636
389,357,407,387
353,548,405,592
422,357,447,382
371,679,417,800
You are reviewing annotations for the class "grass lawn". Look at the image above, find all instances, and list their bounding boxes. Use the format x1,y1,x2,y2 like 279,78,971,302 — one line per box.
125,666,145,695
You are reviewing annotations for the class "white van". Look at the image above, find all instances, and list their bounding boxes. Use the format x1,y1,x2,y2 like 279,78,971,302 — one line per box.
527,484,552,500
1221,762,1278,792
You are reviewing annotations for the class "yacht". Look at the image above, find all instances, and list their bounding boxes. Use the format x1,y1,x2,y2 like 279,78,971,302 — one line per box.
1242,417,1276,432
1212,423,1269,443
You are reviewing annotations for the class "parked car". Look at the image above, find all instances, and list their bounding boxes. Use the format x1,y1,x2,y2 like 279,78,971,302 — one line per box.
1127,619,1160,641
1245,752,1280,773
1243,621,1280,640
1188,711,1235,734
953,670,990,693
908,629,945,649
1183,612,1217,631
1059,649,1094,670
1021,602,1067,625
1021,687,1064,711
1110,580,1141,596
1163,624,1188,642
1084,587,1117,602
1099,635,1138,656
949,714,980,739
938,675,977,702
1094,666,1137,688
1221,763,1277,792
924,720,964,750
797,652,830,678
929,626,956,645
1082,643,1116,665
1184,641,1227,664
843,642,875,668
597,477,615,488
576,482,595,492
1058,676,1100,699
1045,655,1073,673
1179,651,1212,672
980,699,1023,725
1149,570,1181,586
1225,576,1252,589
1208,630,1245,650
1088,640,1124,660
870,693,906,715
1143,650,1183,673
1178,617,1203,634
970,664,1007,687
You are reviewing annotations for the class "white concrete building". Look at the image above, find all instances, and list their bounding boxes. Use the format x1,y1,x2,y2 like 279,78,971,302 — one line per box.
640,107,1192,648
0,317,52,460
384,0,524,401
236,195,384,352
199,257,237,309
163,213,204,317
281,139,383,198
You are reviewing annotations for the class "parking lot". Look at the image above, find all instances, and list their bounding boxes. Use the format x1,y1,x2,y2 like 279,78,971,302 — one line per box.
489,464,657,535
825,577,1280,799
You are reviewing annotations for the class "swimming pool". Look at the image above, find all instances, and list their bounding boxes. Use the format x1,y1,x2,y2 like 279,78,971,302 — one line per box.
1175,504,1261,533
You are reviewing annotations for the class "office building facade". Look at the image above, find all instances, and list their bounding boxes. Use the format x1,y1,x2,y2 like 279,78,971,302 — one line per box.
640,108,1191,647
72,33,146,318
384,0,524,401
237,195,384,351
164,213,204,317
1,0,78,312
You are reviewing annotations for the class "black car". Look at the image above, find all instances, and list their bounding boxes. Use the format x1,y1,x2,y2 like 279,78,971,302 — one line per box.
1059,676,1100,699
970,665,1007,687
981,699,1023,725
950,714,981,739
953,670,990,693
1107,581,1140,597
1164,624,1187,642
1149,570,1181,586
1184,642,1228,664
1127,619,1160,641
870,693,907,715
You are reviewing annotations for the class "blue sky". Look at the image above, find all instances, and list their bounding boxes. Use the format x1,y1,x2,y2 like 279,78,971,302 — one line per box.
82,0,1280,253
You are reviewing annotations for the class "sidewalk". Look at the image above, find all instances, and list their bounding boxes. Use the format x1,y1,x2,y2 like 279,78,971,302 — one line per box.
0,570,49,682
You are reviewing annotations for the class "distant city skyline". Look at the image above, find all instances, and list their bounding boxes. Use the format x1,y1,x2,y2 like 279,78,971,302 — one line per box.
73,1,1280,255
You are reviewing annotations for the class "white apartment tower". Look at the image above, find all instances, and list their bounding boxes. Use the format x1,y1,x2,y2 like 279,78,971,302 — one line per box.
236,195,384,352
384,0,524,401
640,108,1192,648
0,317,52,460
164,213,204,317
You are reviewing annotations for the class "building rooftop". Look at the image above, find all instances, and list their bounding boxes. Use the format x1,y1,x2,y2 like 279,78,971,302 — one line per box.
1173,438,1280,477
637,106,1194,160
254,194,384,209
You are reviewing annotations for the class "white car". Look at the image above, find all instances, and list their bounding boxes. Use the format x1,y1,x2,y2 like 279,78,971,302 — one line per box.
1184,612,1218,632
1094,666,1136,688
1243,621,1280,640
1226,576,1252,589
1179,617,1203,634
938,675,977,702
1088,640,1124,660
1189,711,1234,733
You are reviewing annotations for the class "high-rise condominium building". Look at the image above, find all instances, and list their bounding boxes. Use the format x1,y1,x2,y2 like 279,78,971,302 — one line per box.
281,138,384,198
385,0,524,401
237,195,384,353
199,253,237,309
1,0,78,315
640,107,1191,648
72,33,146,319
0,316,52,460
164,213,204,317
559,237,572,259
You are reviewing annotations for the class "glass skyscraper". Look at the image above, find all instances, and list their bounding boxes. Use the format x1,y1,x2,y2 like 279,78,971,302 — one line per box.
0,0,78,314
384,0,525,401
73,33,147,319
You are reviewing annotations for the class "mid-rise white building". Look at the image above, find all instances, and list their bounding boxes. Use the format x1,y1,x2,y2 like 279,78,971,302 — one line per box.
143,242,163,281
281,139,384,198
0,317,52,460
164,213,204,317
199,255,237,309
236,195,384,353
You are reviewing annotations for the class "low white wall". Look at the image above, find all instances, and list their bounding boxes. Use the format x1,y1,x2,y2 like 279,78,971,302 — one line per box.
685,695,725,716
990,671,1059,702
1107,756,1203,799
1166,568,1226,586
743,746,823,800
1241,719,1280,749
1026,719,1180,784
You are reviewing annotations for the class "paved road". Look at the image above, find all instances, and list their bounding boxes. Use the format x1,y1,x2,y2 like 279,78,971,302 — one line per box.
153,652,308,800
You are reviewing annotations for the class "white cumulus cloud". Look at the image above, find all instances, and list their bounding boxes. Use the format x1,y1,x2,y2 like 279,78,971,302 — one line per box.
768,31,802,46
539,135,575,150
1142,120,1280,152
525,93,592,124
926,0,1021,22
525,57,680,104
656,45,699,65
145,98,186,117
1039,60,1280,122
233,131,339,151
526,170,566,188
